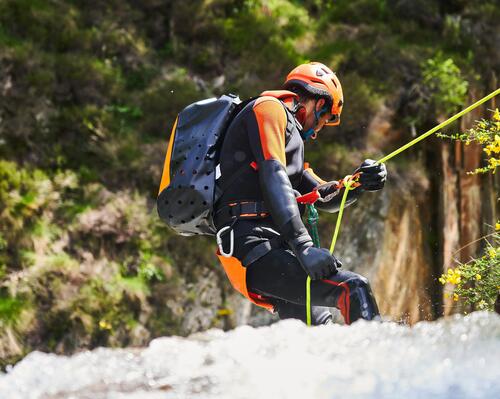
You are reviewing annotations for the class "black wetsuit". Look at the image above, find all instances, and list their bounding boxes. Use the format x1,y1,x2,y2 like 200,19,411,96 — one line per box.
215,90,379,325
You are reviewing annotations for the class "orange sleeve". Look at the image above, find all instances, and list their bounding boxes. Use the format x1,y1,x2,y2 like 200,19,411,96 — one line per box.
252,97,287,166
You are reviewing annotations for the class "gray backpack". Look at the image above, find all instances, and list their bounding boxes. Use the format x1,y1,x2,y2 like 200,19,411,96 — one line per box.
157,94,249,236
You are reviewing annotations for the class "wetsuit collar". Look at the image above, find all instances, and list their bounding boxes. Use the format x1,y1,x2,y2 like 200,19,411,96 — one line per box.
259,90,306,138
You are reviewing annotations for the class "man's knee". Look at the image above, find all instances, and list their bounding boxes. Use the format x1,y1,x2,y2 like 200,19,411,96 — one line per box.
333,270,371,289
345,274,370,291
344,273,379,321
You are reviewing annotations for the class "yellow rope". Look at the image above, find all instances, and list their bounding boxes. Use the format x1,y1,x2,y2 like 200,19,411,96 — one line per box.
306,176,356,326
306,275,311,325
305,87,500,327
377,88,500,164
329,177,356,254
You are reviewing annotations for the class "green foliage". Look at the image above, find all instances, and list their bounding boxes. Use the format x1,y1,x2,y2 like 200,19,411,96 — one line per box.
139,67,200,138
0,0,499,365
0,293,25,323
437,109,500,174
332,73,382,147
0,159,186,358
421,53,468,116
318,0,389,24
440,232,500,311
137,252,165,283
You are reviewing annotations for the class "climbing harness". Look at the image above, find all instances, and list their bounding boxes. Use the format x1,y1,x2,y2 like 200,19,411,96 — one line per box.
303,87,500,326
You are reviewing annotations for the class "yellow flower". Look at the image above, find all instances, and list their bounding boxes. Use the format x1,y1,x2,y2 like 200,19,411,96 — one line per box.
99,320,112,330
444,268,462,285
488,248,497,258
217,308,233,316
478,121,487,129
495,221,500,231
475,274,481,281
488,157,500,167
453,293,459,301
439,276,446,284
450,276,461,285
493,108,500,121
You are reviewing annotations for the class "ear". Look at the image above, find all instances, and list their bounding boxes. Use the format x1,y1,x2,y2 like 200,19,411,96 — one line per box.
316,98,326,111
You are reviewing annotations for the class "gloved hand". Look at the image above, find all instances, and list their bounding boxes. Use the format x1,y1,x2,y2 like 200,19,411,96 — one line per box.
257,159,341,280
289,236,341,280
355,159,387,191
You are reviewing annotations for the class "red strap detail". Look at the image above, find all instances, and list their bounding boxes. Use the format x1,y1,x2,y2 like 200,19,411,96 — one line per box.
249,292,266,301
297,172,362,205
321,279,351,325
250,161,258,171
296,189,321,204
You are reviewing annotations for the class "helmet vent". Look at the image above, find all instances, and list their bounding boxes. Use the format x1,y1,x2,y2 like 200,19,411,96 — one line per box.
331,78,338,88
316,69,324,77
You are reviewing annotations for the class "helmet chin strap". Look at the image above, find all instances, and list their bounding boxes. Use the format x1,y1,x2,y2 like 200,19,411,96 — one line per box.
301,104,328,141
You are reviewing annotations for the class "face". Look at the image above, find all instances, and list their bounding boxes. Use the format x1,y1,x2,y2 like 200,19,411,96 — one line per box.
302,98,335,135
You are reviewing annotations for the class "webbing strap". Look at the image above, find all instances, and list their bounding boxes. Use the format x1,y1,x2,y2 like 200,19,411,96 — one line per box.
305,203,321,326
305,87,500,327
241,237,283,267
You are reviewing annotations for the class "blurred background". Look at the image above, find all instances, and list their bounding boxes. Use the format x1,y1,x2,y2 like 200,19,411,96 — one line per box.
0,0,498,368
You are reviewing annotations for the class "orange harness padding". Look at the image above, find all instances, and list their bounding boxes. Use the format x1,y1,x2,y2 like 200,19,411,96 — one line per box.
216,251,274,312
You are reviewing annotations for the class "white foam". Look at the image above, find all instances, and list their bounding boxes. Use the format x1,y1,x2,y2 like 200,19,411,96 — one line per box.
1,311,499,399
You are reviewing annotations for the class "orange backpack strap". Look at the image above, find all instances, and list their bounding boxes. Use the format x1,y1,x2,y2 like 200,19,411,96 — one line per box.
216,251,274,312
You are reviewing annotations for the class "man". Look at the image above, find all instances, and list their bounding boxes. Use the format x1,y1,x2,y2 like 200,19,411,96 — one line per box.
215,62,386,325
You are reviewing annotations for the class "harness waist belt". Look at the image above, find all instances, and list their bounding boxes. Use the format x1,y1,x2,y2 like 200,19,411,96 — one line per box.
215,201,269,226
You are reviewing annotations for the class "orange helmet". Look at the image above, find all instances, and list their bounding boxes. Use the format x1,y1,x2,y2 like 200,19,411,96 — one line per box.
284,62,343,126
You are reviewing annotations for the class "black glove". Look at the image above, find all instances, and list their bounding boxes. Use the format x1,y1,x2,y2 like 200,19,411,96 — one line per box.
288,237,341,280
355,159,387,191
258,159,340,280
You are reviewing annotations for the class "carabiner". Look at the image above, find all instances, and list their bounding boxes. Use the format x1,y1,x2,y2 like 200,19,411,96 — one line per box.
216,226,234,258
